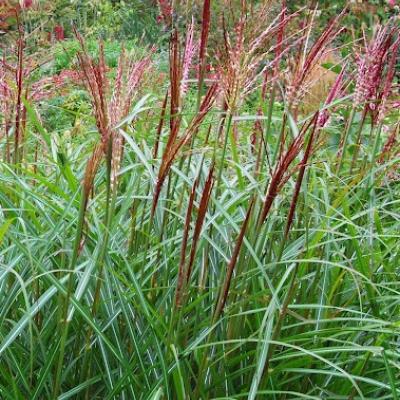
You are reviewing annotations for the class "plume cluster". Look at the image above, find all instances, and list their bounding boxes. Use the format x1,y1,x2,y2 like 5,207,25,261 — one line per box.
74,31,153,190
152,25,218,215
215,3,297,111
354,22,400,124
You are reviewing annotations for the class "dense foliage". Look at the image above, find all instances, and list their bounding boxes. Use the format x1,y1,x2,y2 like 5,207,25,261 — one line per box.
0,0,400,399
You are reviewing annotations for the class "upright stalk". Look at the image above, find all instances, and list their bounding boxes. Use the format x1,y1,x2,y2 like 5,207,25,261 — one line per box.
53,187,88,399
81,137,115,398
216,111,234,191
14,20,24,166
336,107,356,174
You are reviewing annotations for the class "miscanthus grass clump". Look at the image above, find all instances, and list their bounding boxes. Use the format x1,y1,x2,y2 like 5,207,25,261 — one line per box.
0,1,400,398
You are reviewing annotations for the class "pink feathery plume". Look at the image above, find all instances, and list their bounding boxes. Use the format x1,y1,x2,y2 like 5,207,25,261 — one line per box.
354,25,393,110
109,48,126,127
0,58,13,142
124,50,154,114
376,35,400,124
76,40,111,153
273,0,287,78
157,0,172,25
181,18,196,96
111,48,153,186
215,5,302,111
21,0,33,9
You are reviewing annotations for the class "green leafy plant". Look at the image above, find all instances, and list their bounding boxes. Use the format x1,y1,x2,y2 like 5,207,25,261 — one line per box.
0,1,400,399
